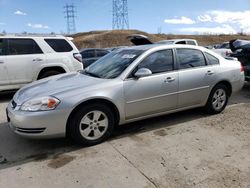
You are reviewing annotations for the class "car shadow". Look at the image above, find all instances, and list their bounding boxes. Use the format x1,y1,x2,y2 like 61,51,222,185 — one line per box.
0,91,16,102
0,108,208,170
0,83,249,170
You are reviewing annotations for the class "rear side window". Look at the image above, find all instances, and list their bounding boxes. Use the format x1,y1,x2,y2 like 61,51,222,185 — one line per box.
81,50,95,58
205,52,220,65
0,39,5,55
45,39,73,52
7,39,43,55
177,48,206,69
138,49,174,74
187,41,196,45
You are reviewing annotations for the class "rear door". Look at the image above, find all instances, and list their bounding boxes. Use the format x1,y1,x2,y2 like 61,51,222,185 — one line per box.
176,48,217,108
5,38,45,84
0,39,10,86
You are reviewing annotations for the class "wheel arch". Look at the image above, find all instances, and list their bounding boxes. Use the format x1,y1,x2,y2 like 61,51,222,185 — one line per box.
36,66,67,80
66,98,120,137
214,80,232,97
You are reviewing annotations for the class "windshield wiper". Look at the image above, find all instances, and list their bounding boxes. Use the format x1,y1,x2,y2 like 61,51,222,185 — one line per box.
83,71,101,78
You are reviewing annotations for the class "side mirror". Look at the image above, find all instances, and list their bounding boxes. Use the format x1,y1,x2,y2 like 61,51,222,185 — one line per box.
134,68,152,78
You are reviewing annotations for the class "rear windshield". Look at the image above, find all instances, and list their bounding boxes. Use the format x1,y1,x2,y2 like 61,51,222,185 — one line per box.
44,39,73,52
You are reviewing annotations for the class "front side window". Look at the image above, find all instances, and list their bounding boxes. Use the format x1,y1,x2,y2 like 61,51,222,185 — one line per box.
7,39,43,55
176,41,186,44
45,39,73,52
138,50,174,74
83,49,144,79
177,48,206,69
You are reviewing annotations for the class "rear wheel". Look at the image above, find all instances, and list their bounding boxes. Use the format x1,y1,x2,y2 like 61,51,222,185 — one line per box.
38,71,61,79
204,84,229,114
68,104,115,146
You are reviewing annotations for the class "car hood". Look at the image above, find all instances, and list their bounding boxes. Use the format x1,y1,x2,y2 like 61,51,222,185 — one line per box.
14,72,108,104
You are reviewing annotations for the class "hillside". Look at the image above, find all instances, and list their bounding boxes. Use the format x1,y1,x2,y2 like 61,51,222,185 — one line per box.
72,30,250,49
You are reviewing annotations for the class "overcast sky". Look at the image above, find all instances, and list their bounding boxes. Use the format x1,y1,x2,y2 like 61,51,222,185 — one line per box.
0,0,250,34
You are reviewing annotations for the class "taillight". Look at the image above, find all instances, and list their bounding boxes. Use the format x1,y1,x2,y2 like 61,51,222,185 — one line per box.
73,53,82,63
240,63,244,72
225,51,232,57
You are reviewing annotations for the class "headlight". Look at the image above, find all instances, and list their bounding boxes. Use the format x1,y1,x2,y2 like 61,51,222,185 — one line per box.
20,96,60,112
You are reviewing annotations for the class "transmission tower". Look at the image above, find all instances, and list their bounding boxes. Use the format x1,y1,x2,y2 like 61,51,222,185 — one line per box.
112,0,129,30
64,4,77,34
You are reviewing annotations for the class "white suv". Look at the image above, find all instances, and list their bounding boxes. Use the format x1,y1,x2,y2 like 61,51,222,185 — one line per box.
0,35,83,92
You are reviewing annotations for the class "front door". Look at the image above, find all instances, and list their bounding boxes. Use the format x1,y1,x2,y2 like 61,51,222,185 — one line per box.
124,49,178,120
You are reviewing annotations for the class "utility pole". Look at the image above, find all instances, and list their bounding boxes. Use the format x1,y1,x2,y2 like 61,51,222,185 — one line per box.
64,4,77,34
112,0,129,30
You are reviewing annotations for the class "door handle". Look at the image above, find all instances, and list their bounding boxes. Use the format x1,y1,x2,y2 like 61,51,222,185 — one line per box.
33,58,43,62
165,77,175,83
207,70,214,75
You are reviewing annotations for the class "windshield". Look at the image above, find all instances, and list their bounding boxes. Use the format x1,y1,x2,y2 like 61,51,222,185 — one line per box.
83,49,144,79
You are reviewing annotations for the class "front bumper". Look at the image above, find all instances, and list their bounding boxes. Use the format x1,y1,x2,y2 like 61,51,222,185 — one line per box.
6,102,70,139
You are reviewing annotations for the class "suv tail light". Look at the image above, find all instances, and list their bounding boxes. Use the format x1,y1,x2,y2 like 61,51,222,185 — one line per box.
73,53,82,63
240,63,244,72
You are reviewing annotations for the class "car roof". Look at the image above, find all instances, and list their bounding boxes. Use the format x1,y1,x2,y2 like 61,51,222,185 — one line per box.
80,48,110,52
119,44,204,52
0,34,68,40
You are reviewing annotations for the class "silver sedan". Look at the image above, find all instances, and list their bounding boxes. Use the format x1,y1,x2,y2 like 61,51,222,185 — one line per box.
6,44,245,145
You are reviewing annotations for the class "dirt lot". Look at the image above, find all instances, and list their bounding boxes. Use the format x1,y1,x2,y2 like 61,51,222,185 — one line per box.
0,84,249,188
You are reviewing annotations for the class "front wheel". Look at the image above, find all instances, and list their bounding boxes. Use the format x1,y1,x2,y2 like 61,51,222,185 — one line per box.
204,84,229,114
68,104,115,146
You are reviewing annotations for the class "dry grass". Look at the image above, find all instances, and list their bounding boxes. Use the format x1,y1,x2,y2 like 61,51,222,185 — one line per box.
71,30,250,49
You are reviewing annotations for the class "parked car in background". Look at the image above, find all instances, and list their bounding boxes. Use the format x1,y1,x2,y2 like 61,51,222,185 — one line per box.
80,48,110,68
127,34,198,46
156,39,198,45
229,39,250,81
7,44,244,145
212,42,232,57
0,34,83,92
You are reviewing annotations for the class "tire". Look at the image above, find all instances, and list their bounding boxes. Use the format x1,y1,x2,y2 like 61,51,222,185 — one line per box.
204,84,229,114
38,71,62,79
68,103,115,146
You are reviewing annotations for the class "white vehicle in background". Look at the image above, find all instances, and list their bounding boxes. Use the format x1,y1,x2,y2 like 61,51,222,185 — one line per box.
0,35,83,92
212,42,232,57
156,39,198,46
127,34,198,46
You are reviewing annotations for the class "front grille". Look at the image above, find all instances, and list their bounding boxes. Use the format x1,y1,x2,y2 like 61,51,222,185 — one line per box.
15,127,46,134
11,100,17,109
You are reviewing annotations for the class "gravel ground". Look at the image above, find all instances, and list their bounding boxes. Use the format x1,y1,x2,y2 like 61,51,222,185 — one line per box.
0,84,249,188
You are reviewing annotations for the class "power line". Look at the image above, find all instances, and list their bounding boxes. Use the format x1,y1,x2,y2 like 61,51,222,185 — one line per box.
112,0,129,30
64,4,77,34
